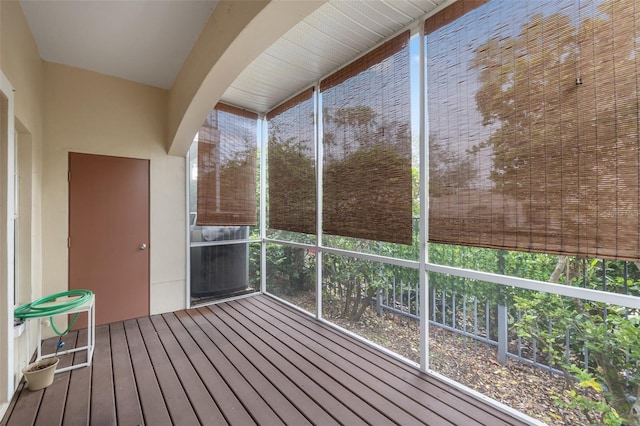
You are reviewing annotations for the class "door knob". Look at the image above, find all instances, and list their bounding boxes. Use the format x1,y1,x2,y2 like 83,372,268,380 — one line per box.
139,243,147,250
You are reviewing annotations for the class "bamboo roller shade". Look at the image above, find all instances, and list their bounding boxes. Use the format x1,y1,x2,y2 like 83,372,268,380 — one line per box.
266,88,317,234
197,103,258,226
427,0,640,261
321,31,413,245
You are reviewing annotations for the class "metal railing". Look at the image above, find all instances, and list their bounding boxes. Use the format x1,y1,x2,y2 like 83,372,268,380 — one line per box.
375,263,636,376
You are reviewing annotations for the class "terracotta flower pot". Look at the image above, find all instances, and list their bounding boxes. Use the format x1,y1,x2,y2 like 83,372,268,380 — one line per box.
22,358,59,391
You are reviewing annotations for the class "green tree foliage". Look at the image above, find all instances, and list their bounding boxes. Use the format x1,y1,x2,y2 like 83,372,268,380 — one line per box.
323,105,412,245
317,105,413,321
465,1,640,421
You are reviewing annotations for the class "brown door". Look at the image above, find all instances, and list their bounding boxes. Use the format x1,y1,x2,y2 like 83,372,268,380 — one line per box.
69,153,150,326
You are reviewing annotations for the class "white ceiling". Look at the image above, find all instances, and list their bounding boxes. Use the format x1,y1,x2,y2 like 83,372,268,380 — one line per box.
20,0,218,90
224,0,444,113
20,0,445,112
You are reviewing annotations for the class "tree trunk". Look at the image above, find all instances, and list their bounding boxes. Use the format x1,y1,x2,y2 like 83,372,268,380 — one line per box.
550,256,567,283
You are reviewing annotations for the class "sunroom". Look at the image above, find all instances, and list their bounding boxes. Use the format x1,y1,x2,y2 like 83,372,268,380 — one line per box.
2,0,639,425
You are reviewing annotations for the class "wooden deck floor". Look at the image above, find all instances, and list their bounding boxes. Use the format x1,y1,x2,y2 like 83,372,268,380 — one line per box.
1,295,533,426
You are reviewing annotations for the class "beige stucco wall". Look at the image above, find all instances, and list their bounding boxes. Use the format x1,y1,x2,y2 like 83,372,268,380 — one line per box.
42,62,186,318
1,0,44,301
0,0,45,407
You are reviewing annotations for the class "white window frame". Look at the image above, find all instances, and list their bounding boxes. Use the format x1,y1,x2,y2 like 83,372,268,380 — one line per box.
1,69,16,411
12,132,18,310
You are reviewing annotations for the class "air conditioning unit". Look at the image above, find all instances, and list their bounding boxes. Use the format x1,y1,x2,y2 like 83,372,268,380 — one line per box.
190,226,250,299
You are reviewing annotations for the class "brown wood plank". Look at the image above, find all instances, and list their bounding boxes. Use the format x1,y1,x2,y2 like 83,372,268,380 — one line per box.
161,312,255,426
136,316,200,426
252,295,525,426
0,382,22,426
89,324,116,426
213,302,370,426
203,305,341,426
62,328,91,426
122,319,172,426
230,300,456,425
109,322,144,425
236,300,456,425
173,309,285,426
249,296,494,425
34,332,79,426
192,307,312,426
2,382,41,426
149,314,228,425
216,301,387,426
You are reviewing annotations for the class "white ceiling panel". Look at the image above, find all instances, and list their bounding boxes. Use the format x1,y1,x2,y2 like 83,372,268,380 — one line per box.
264,38,342,74
336,1,406,31
221,0,445,114
306,6,381,49
285,22,361,65
329,1,397,36
388,0,439,17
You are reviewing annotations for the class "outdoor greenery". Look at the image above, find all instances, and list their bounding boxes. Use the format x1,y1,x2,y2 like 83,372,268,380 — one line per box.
513,258,640,426
260,135,640,425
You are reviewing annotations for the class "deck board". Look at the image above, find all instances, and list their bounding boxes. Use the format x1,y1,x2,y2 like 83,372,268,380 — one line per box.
220,300,400,426
89,325,116,426
149,315,228,425
235,297,455,425
109,322,144,426
4,337,60,426
2,294,534,426
173,308,283,425
214,302,366,425
161,312,253,425
63,328,92,426
186,309,291,425
137,316,200,426
122,319,173,426
206,305,340,426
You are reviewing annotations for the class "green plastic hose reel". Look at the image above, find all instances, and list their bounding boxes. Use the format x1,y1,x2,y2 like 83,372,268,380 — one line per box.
14,289,94,335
